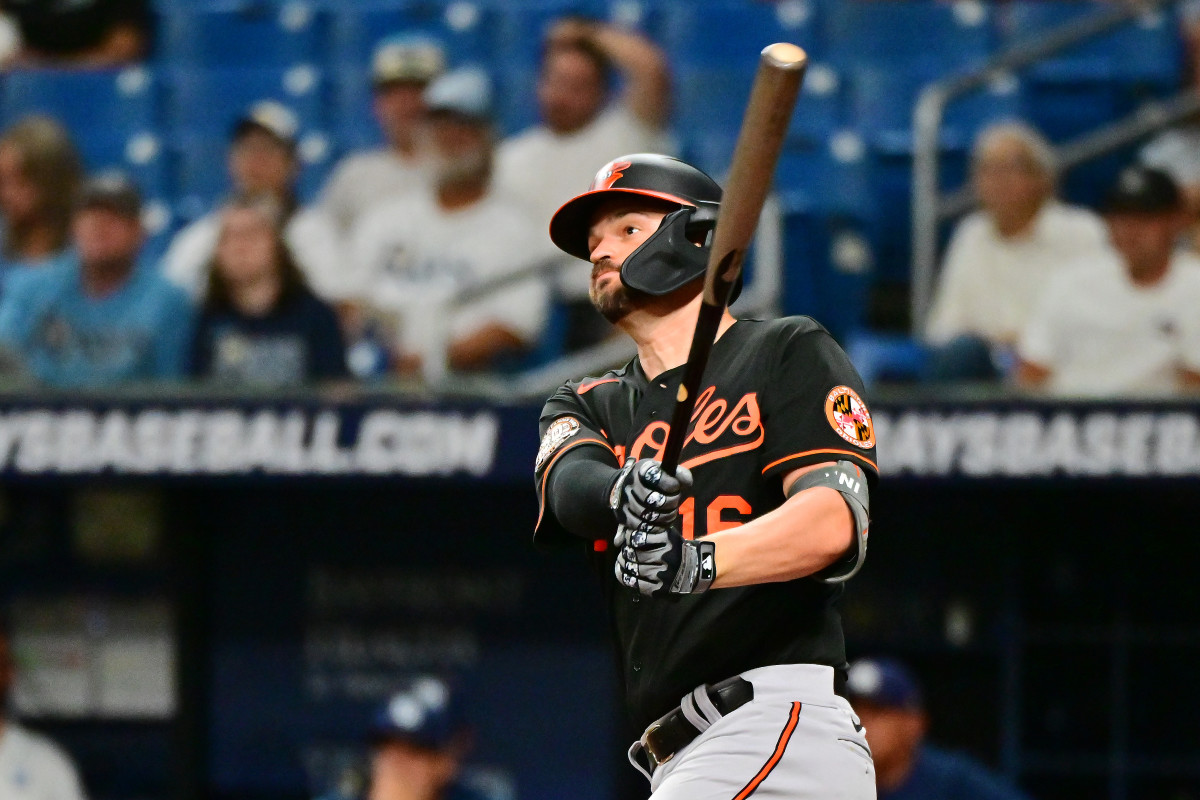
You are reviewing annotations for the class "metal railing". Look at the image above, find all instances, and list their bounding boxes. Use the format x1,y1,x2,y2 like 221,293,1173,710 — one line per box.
910,0,1183,334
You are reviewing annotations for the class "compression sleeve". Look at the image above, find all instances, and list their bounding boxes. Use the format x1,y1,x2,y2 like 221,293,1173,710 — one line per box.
545,445,620,540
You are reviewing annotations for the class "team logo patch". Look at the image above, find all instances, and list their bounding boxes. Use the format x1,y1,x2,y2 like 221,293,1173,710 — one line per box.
591,159,632,191
535,417,581,472
824,386,875,449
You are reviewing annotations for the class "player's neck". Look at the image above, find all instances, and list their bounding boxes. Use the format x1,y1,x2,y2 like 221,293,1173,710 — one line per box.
622,294,736,380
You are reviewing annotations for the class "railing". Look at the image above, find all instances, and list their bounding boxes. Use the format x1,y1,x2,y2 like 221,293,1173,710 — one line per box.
910,0,1184,334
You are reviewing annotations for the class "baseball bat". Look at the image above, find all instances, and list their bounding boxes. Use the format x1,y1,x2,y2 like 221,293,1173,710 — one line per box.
660,42,808,476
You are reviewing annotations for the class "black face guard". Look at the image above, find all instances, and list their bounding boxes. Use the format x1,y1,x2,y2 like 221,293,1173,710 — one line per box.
619,201,723,297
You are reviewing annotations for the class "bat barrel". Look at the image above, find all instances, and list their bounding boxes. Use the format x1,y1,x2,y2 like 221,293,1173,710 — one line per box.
703,44,808,306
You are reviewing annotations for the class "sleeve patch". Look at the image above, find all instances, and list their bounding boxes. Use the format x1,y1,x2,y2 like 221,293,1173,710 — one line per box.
824,386,875,449
535,416,582,472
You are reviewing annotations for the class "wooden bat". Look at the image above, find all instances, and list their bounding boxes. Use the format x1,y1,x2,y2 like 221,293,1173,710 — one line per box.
660,42,808,476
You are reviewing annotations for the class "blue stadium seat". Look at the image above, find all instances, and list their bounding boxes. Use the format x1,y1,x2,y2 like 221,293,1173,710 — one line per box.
777,190,874,341
327,2,495,71
0,67,171,203
602,0,666,40
673,66,756,158
998,0,1183,87
847,66,1026,153
164,66,324,134
775,138,874,218
0,66,159,144
329,67,382,152
825,0,994,72
165,67,330,215
660,0,823,65
159,2,325,68
844,331,928,385
787,62,845,147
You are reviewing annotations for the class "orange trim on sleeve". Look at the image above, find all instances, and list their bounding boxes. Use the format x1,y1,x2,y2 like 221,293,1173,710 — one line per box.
731,702,801,800
578,377,621,394
534,437,618,531
762,449,878,475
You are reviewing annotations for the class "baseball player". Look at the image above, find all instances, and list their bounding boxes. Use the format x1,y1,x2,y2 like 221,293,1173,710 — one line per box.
533,154,878,799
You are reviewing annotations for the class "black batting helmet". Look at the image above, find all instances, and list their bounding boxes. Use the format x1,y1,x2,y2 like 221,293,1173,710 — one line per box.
549,153,728,298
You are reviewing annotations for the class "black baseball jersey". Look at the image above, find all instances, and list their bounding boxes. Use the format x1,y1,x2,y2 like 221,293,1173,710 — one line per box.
533,316,879,731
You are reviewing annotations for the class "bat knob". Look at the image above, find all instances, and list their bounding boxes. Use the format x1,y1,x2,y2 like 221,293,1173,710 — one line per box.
762,42,807,69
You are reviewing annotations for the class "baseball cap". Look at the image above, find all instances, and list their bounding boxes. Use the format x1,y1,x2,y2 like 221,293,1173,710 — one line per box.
1102,165,1182,215
76,170,142,218
424,68,493,121
368,676,466,750
844,657,923,710
232,100,300,149
372,33,446,86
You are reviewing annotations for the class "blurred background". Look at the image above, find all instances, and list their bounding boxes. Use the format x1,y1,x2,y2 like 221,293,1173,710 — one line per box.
0,0,1196,799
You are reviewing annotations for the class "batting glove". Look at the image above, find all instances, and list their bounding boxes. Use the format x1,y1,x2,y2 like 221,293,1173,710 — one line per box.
614,524,716,597
608,460,694,531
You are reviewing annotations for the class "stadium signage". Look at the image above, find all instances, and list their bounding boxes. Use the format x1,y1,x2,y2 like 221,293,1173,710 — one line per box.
0,407,499,477
0,399,1195,480
874,408,1200,478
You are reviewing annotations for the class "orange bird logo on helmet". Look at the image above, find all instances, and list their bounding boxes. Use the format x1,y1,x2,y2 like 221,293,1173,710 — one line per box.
592,159,632,190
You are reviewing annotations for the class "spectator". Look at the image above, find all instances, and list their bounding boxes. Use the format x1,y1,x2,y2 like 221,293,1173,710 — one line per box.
0,116,81,281
349,68,554,379
190,195,347,386
846,657,1031,800
361,676,490,800
1018,165,1200,396
320,34,445,235
1139,111,1200,252
0,621,88,800
0,0,150,66
924,122,1107,379
0,172,192,387
493,18,672,350
161,101,344,304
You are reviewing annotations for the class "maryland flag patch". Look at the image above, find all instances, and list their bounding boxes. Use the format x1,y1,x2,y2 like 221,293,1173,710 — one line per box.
824,386,875,449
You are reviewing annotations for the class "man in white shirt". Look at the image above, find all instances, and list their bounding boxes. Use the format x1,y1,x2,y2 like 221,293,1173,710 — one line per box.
1018,166,1200,396
160,101,344,303
350,68,555,380
320,34,444,235
924,122,1108,377
0,625,87,800
493,18,673,350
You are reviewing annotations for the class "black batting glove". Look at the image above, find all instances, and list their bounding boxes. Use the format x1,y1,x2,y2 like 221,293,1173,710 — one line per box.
614,524,716,597
608,460,694,531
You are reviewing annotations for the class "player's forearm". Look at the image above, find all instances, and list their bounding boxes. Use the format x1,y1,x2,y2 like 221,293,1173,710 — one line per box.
708,487,853,588
589,26,670,128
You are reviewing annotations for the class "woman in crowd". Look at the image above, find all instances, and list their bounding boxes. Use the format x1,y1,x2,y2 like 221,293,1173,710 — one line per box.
190,195,347,386
0,116,81,279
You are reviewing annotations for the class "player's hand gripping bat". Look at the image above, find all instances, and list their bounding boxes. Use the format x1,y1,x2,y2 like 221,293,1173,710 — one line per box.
659,43,808,476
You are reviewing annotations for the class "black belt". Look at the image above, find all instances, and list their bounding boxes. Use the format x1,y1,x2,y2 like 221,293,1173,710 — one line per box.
632,676,755,775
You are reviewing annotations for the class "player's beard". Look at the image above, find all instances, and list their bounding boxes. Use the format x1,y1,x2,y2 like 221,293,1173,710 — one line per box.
589,258,647,322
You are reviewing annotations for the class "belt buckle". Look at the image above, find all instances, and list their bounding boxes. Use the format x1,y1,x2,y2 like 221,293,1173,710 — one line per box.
641,720,674,770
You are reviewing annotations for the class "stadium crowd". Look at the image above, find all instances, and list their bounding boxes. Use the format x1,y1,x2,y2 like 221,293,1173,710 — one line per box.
0,5,1196,396
0,16,672,387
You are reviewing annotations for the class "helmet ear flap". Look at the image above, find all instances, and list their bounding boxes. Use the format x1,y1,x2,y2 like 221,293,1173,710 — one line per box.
619,207,710,297
684,199,720,248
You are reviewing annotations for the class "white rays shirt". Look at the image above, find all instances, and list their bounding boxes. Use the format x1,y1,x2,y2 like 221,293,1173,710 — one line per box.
0,722,86,800
925,201,1108,346
1019,249,1200,396
349,189,555,371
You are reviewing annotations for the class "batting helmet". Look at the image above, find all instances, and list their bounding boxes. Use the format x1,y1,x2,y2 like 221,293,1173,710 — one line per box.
549,153,730,299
